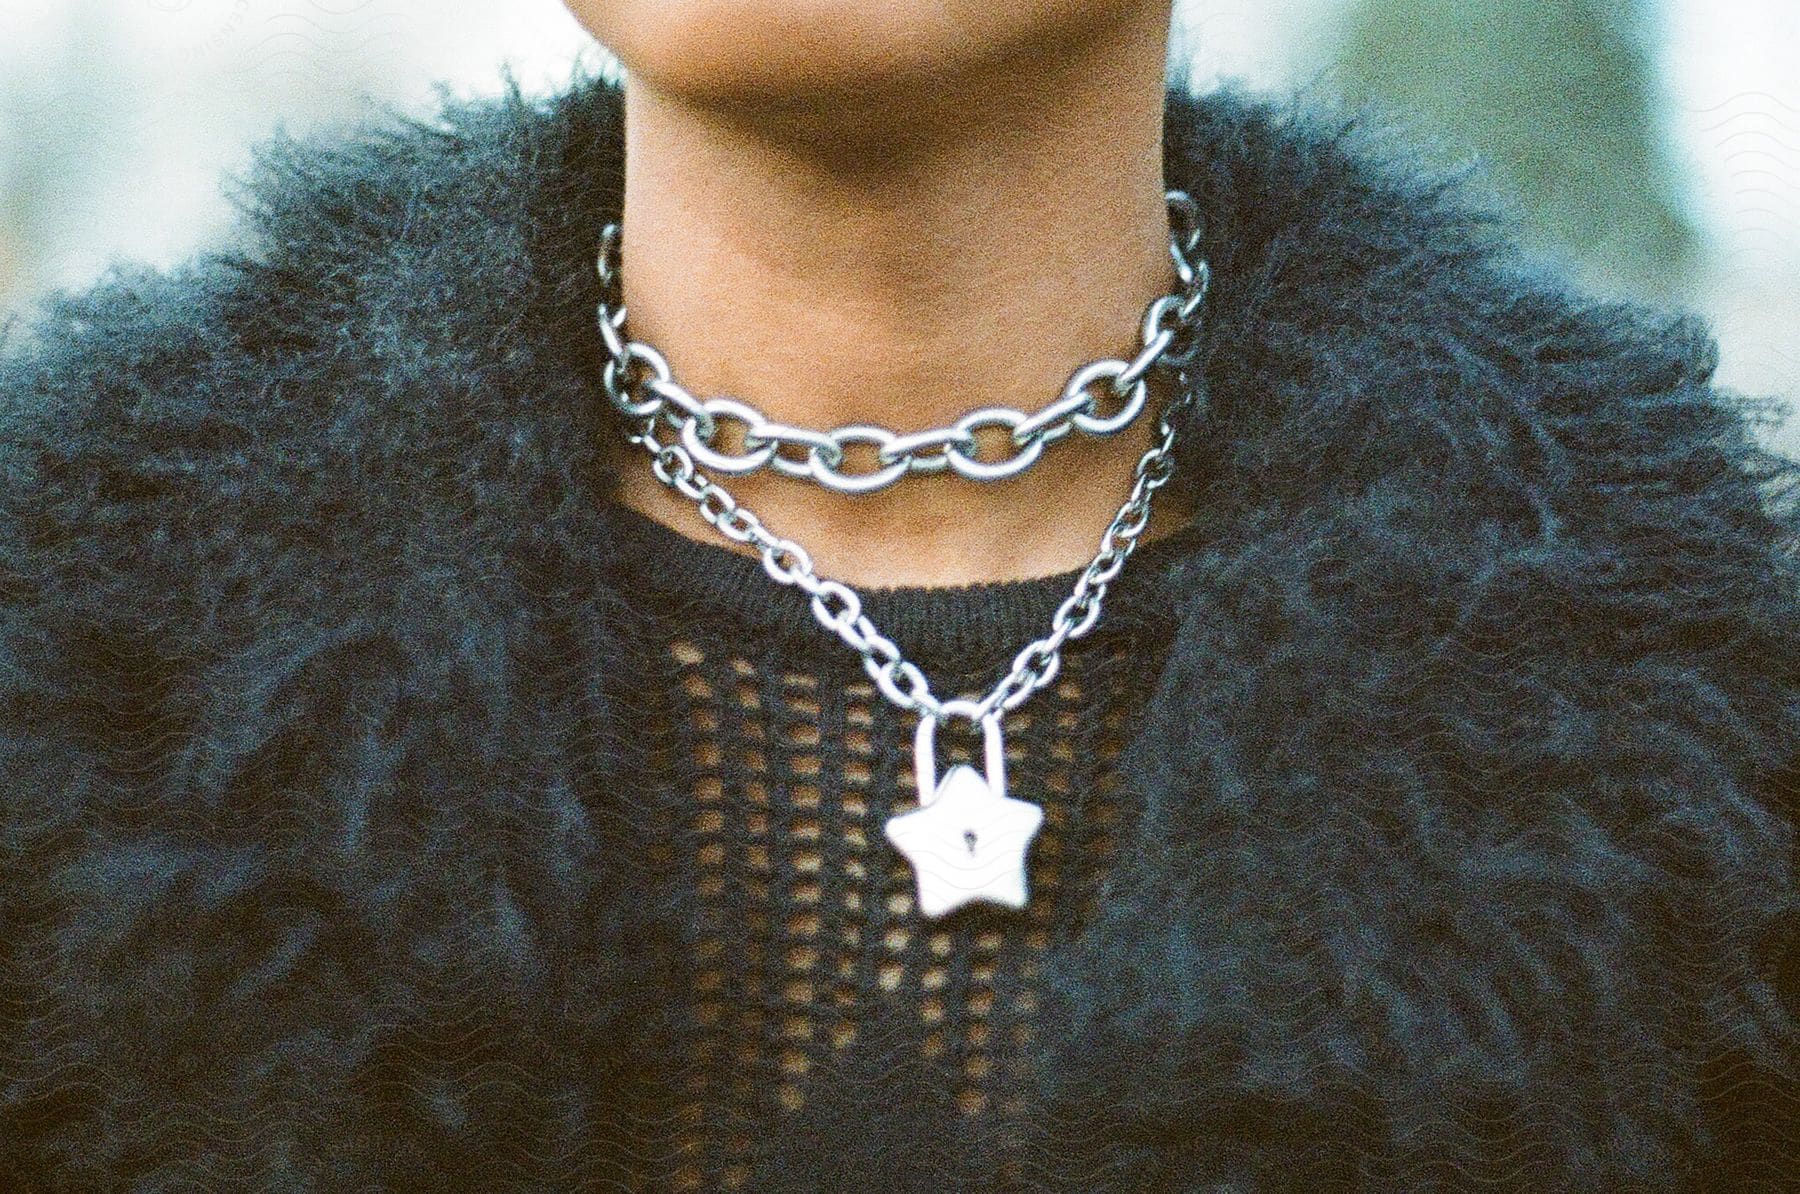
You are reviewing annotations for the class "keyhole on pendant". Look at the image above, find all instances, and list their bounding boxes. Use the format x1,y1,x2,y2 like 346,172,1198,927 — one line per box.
963,829,978,855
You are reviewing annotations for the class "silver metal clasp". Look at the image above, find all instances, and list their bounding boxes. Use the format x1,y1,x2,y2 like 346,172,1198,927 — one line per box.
889,698,1043,917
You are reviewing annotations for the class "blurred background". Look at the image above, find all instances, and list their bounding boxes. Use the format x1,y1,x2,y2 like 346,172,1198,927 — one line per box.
1,0,1795,454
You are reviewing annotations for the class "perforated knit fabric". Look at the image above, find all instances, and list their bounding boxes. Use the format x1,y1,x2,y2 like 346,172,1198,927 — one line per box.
596,497,1201,1189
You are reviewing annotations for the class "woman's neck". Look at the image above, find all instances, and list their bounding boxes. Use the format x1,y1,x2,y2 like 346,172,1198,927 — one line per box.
601,9,1192,587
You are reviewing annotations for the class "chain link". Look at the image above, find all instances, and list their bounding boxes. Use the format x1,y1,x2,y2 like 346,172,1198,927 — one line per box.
596,190,1211,496
607,189,1211,730
620,354,1201,728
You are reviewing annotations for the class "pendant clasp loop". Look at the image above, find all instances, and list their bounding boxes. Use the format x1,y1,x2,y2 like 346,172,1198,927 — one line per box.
913,698,1006,807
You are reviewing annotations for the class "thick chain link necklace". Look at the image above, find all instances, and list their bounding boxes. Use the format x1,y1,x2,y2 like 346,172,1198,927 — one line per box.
595,190,1211,918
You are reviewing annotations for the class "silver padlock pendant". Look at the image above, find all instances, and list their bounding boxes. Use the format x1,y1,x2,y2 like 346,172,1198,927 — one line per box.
882,699,1046,918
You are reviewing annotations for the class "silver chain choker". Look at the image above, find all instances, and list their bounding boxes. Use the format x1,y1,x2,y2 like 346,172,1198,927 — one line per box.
595,190,1212,918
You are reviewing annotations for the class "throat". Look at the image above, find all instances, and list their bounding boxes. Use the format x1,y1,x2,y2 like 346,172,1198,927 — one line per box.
597,77,1193,590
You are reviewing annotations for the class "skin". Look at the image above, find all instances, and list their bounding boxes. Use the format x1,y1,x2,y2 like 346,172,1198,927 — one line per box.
567,0,1190,586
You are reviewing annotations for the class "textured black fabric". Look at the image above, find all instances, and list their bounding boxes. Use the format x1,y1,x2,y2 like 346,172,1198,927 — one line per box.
2,66,1798,1189
598,498,1206,1189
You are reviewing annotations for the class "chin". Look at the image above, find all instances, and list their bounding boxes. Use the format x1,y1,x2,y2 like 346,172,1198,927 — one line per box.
564,0,1153,108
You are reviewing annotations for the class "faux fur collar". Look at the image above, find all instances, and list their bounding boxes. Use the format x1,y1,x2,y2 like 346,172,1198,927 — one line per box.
5,68,1798,1187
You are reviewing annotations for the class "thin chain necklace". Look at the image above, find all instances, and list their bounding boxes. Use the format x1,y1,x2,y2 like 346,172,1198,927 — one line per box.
596,191,1212,918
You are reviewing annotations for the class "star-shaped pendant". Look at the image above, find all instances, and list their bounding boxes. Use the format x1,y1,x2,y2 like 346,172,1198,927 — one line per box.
885,706,1045,918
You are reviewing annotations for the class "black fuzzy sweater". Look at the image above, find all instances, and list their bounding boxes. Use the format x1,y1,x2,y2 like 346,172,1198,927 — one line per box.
2,69,1798,1190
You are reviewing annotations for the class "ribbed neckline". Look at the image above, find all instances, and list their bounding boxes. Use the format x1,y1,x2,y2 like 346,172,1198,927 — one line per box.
597,496,1199,672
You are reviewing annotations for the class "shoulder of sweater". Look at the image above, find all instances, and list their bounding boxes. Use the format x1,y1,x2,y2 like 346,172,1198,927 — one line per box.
0,73,612,661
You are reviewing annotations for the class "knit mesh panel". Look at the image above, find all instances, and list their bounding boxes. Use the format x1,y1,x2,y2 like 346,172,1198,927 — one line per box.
639,621,1153,1189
